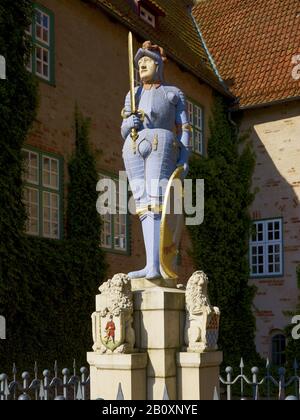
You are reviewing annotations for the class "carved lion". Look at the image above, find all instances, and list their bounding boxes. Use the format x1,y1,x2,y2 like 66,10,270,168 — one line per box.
184,271,220,352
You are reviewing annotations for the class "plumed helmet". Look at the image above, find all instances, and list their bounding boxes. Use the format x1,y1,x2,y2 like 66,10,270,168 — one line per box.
134,41,167,82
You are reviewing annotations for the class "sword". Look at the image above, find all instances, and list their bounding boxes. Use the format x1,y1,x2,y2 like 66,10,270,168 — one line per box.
128,32,139,153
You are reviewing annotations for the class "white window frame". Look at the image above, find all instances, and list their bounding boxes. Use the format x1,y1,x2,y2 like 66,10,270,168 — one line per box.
35,45,50,81
250,218,283,278
99,173,129,253
42,156,59,190
22,148,62,240
26,4,54,83
24,186,40,236
271,332,286,366
43,191,60,240
139,6,156,28
187,99,204,155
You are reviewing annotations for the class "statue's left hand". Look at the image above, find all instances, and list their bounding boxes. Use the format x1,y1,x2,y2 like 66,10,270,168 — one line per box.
177,161,189,179
177,148,190,178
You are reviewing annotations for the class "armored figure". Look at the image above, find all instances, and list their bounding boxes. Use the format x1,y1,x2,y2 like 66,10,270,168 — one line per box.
121,41,192,280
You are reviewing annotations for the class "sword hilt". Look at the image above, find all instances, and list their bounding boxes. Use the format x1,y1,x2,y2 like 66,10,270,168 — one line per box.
128,110,145,154
130,128,139,154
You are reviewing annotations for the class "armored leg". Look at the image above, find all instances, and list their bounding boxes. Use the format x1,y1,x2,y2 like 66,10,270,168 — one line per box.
128,211,161,280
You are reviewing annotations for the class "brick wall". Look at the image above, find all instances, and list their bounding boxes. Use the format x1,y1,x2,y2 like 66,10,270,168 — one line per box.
240,100,300,359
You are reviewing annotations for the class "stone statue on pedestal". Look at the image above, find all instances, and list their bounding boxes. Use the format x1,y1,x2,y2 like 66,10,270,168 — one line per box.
121,35,192,281
184,271,220,352
88,35,222,401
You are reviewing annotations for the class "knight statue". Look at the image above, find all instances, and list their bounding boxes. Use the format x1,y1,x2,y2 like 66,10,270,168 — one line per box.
121,36,192,281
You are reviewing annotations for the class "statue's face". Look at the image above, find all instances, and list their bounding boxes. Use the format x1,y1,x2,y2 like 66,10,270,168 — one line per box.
138,56,157,83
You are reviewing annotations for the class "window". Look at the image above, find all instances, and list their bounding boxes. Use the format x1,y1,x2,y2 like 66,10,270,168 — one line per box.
22,148,63,239
139,6,156,27
99,174,129,253
271,333,286,366
26,5,55,84
187,99,204,155
250,219,283,277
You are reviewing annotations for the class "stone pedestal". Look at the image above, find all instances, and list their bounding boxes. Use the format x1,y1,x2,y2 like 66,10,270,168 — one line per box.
87,352,147,400
177,351,223,400
87,276,223,400
133,286,186,400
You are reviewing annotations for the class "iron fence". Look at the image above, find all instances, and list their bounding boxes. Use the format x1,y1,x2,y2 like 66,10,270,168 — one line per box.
219,358,300,400
1,357,300,400
0,360,90,400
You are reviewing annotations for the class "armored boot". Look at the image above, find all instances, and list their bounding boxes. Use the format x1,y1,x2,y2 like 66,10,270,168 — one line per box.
128,212,162,280
145,212,161,280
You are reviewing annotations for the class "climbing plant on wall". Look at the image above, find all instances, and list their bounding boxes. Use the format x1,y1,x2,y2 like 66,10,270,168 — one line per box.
0,2,106,371
188,94,259,366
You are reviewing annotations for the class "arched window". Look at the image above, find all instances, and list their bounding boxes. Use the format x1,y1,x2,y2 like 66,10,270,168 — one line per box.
271,333,286,366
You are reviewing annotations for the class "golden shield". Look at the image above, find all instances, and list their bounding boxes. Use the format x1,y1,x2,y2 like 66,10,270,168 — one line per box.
160,166,185,280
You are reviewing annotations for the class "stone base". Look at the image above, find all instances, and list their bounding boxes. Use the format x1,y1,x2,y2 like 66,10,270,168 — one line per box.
177,351,223,400
133,286,186,399
87,352,147,400
130,277,178,291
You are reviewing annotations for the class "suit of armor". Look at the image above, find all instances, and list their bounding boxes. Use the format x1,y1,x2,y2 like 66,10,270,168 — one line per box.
121,42,191,280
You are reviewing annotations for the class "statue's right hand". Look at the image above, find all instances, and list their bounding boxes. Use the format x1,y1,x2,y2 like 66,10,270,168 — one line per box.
126,114,142,130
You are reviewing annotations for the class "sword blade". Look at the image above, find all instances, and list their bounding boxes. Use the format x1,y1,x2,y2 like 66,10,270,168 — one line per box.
128,32,136,114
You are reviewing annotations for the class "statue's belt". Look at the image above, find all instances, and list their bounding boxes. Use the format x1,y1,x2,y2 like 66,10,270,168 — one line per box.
136,204,163,217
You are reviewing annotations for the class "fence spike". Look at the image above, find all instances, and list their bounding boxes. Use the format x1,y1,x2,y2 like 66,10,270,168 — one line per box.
39,381,45,400
73,359,76,376
34,361,38,379
239,358,244,369
116,383,124,400
76,383,83,400
12,363,17,379
4,382,10,398
54,360,58,377
163,384,170,400
213,387,219,400
266,358,270,369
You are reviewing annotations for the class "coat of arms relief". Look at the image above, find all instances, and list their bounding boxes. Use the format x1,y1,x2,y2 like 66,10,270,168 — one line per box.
92,273,135,354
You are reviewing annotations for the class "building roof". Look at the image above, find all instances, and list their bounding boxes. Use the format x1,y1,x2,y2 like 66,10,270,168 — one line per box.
193,0,300,108
86,0,232,97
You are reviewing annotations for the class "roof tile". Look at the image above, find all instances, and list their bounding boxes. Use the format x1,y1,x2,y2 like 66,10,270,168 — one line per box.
193,0,300,107
87,0,232,96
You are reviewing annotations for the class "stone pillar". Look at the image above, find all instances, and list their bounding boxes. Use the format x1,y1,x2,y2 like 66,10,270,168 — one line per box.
177,351,223,400
133,284,186,400
87,352,147,400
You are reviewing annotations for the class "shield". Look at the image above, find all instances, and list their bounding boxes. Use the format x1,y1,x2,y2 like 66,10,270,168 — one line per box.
206,313,220,350
160,166,185,280
100,313,125,352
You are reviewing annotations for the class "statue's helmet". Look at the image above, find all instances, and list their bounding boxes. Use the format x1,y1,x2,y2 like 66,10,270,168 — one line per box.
134,41,167,82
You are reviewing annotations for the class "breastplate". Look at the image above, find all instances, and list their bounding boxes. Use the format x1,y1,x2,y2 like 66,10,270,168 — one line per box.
137,87,177,131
